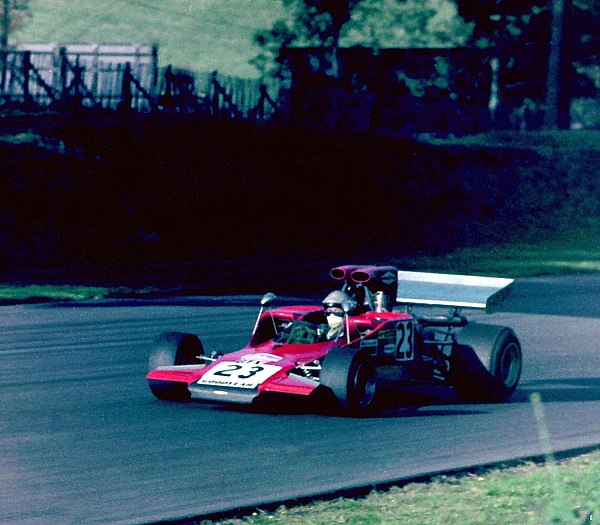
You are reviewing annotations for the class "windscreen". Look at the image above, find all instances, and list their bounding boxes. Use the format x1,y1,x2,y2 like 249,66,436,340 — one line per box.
272,320,331,345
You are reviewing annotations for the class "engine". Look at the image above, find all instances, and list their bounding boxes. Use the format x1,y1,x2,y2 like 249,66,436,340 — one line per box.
330,265,398,312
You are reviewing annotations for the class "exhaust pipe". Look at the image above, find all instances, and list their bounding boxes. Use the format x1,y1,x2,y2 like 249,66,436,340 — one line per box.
330,265,360,281
351,266,398,285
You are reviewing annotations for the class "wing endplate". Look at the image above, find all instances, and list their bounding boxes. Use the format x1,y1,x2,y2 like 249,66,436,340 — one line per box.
396,271,513,313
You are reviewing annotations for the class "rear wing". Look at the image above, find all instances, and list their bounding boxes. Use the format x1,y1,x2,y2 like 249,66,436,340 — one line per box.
395,271,513,313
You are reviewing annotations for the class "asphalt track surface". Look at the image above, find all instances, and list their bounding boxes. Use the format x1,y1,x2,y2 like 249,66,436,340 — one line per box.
2,274,600,525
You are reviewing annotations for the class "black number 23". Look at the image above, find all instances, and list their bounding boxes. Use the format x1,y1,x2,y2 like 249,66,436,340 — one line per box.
213,364,265,379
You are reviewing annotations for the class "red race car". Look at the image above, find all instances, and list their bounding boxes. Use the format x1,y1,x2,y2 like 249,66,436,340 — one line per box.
146,265,522,414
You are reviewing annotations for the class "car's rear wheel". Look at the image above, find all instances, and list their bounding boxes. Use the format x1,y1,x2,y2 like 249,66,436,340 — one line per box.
320,347,377,415
148,332,204,402
450,328,522,403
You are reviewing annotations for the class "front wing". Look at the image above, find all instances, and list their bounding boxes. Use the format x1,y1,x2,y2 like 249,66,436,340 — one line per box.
147,361,319,404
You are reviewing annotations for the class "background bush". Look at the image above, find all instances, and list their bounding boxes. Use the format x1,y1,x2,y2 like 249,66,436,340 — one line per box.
0,113,597,273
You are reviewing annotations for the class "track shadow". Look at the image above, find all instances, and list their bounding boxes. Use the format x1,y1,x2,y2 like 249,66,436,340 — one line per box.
146,378,600,418
372,385,488,418
212,386,488,418
502,277,600,318
514,377,600,403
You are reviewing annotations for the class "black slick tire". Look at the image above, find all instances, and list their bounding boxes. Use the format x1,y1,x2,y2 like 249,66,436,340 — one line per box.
450,328,522,403
320,347,377,415
147,332,204,402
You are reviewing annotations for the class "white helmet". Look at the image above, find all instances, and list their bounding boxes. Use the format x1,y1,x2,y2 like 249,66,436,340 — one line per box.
322,290,356,330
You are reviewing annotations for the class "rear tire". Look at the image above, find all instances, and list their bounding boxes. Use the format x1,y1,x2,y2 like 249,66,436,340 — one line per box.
148,332,204,402
320,347,377,415
450,328,522,403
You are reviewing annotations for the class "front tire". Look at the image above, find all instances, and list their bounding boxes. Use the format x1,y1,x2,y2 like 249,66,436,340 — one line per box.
320,347,377,415
450,328,522,403
148,332,204,402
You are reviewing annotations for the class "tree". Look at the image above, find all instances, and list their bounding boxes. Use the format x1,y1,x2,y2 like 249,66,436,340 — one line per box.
253,0,473,78
1,0,30,50
544,0,567,129
343,0,472,49
289,0,363,78
253,0,364,79
454,0,598,129
1,0,30,90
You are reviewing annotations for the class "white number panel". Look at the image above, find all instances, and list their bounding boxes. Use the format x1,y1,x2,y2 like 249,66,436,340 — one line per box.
197,361,281,389
395,321,415,361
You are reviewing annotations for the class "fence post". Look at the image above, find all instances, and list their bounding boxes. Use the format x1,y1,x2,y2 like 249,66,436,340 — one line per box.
0,49,6,92
59,47,68,107
71,57,84,108
22,51,32,105
119,62,133,112
258,84,268,120
211,71,219,116
160,65,173,110
151,43,159,95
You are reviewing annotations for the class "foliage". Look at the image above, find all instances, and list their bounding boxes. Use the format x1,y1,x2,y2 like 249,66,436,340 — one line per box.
253,0,363,78
286,0,363,47
1,0,31,47
343,0,472,49
453,0,599,67
451,0,598,130
453,0,547,44
253,0,473,77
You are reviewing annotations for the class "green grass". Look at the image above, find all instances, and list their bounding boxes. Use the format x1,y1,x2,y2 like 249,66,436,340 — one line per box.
0,284,119,302
0,283,167,302
200,448,600,525
13,0,285,78
428,130,600,156
395,220,600,277
1,219,599,302
412,131,600,277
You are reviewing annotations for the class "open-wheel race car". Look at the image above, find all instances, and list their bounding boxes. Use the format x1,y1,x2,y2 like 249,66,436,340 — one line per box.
146,265,522,414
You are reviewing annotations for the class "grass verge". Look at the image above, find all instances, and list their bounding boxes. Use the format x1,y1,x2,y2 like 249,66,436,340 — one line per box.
0,284,113,303
201,447,599,525
1,220,599,302
0,284,162,303
396,221,600,277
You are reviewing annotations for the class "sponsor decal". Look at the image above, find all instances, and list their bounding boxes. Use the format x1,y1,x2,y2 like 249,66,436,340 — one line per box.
377,327,396,355
360,339,377,349
359,339,378,355
381,271,397,285
239,353,283,363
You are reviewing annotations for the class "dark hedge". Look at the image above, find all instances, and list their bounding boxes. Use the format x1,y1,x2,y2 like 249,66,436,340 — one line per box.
0,113,596,276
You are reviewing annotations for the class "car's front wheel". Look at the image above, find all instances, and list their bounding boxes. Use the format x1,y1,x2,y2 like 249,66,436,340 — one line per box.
320,347,377,415
147,332,205,402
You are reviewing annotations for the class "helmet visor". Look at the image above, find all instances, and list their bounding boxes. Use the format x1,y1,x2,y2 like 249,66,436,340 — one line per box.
324,305,343,316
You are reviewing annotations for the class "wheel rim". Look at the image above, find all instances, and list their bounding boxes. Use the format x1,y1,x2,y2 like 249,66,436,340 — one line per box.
498,341,521,388
352,361,376,409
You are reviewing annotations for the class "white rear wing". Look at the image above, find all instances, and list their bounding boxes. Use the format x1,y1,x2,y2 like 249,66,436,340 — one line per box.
396,271,514,313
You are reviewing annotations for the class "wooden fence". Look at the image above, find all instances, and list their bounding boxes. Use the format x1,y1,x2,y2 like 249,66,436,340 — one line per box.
0,44,280,120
